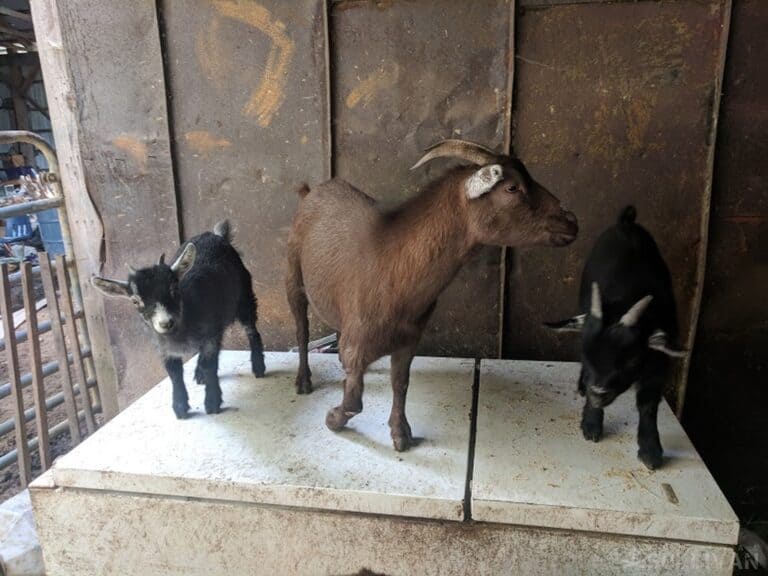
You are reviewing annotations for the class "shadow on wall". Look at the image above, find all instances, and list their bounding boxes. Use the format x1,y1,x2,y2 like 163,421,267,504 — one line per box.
683,0,768,529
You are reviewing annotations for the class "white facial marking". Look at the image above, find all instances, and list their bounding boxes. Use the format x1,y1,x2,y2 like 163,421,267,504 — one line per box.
151,303,173,333
465,164,504,199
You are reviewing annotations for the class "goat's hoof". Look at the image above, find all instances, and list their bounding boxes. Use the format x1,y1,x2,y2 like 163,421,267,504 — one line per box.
295,375,313,395
325,406,353,431
638,448,663,470
252,355,266,378
391,422,414,452
173,401,190,419
205,396,223,415
581,420,603,443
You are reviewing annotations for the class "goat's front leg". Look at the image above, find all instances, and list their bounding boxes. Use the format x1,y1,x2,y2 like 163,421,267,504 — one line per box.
199,338,223,414
636,381,663,470
581,391,604,442
165,356,189,419
389,346,416,452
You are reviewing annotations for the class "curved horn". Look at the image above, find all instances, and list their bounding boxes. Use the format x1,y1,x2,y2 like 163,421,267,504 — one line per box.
127,263,137,275
620,295,653,327
411,139,500,170
158,253,166,266
590,282,603,320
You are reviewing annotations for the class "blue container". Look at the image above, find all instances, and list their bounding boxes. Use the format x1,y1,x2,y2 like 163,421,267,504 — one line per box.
37,208,66,256
4,215,33,240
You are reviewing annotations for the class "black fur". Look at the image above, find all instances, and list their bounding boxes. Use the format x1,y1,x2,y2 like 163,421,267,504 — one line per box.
94,221,266,419
548,206,682,470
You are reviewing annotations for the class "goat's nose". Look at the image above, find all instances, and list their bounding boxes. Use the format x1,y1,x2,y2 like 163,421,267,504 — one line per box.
160,318,174,330
562,209,577,224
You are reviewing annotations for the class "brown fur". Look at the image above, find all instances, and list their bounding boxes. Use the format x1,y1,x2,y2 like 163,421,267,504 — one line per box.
286,161,577,451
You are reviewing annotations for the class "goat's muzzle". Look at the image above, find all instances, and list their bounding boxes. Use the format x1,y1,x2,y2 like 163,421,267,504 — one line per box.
547,210,578,246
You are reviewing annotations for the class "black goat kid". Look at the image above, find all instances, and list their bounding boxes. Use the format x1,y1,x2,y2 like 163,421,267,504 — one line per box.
546,207,685,470
92,221,266,418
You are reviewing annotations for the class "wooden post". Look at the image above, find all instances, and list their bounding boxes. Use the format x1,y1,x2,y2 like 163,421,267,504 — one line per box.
0,263,32,486
31,0,182,415
56,254,97,433
30,0,124,419
20,261,52,470
9,60,35,166
39,253,82,445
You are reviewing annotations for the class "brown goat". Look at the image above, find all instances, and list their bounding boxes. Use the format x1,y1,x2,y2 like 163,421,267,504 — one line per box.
286,139,578,451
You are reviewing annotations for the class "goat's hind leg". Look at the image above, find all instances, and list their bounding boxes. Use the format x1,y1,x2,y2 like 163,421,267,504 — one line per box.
237,286,266,378
165,355,189,419
199,338,223,414
286,255,312,394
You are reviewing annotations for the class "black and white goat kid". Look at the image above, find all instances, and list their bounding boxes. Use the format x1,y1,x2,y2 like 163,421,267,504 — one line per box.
91,221,266,418
546,206,685,470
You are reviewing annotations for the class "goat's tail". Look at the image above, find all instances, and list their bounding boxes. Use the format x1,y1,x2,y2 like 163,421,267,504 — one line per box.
296,183,311,199
619,205,637,225
214,219,232,243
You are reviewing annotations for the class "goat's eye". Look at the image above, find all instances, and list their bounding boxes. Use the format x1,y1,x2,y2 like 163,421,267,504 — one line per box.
131,296,144,310
506,184,519,194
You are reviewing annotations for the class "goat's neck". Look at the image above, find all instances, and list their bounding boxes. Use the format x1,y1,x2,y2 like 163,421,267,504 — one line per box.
381,182,473,311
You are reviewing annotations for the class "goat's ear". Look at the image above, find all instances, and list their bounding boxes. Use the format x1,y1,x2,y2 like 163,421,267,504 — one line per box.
170,243,196,279
465,164,504,199
648,330,687,358
91,276,132,299
543,314,586,332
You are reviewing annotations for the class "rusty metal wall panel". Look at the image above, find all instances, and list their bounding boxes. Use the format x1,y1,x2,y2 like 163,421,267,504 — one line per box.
160,0,330,349
55,0,180,408
332,0,513,357
504,1,729,408
685,0,768,520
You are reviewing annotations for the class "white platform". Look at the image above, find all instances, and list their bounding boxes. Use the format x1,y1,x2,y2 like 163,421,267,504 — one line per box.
30,352,738,576
47,352,474,521
472,360,739,545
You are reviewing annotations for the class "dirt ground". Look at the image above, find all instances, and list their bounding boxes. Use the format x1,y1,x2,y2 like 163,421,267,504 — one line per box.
0,275,100,502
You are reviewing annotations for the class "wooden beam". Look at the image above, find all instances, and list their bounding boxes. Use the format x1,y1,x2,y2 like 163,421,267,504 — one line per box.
9,63,35,165
20,262,52,471
39,253,83,445
25,94,49,120
56,255,97,434
19,61,40,94
0,7,33,22
30,0,121,419
0,22,34,41
0,263,32,487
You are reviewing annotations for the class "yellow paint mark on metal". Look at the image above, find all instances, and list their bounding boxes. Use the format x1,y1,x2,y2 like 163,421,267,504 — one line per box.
300,134,309,145
345,63,400,109
625,93,657,151
212,0,295,127
197,16,233,86
185,131,233,155
112,135,147,173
